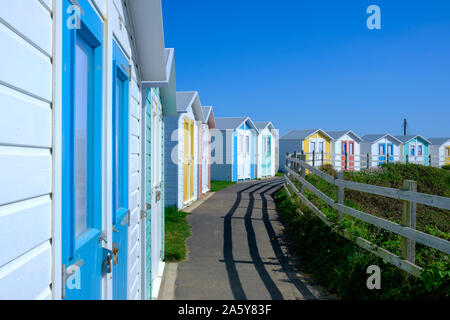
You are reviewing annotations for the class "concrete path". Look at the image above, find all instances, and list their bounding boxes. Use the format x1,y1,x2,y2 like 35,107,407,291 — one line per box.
174,178,334,300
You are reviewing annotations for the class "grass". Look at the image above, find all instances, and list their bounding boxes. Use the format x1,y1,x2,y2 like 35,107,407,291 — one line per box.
164,206,192,262
210,180,236,192
275,171,284,177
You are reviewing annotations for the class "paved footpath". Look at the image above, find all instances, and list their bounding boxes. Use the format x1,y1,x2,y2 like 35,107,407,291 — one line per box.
175,178,334,300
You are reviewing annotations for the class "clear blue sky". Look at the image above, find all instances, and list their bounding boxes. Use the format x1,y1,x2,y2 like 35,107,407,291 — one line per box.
162,0,450,138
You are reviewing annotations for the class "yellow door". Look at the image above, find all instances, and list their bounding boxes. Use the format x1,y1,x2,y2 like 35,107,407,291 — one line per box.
190,121,194,199
445,146,450,165
183,120,189,202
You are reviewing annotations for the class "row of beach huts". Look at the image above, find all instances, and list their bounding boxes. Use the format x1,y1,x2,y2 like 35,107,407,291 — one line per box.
0,0,279,300
279,129,450,172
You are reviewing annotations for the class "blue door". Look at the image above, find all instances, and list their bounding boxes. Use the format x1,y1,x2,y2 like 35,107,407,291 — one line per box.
387,144,394,163
378,143,394,165
62,0,104,300
112,41,130,300
378,144,386,165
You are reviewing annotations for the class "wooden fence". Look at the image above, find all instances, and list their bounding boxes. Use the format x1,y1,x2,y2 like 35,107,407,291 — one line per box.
299,150,446,171
284,152,450,278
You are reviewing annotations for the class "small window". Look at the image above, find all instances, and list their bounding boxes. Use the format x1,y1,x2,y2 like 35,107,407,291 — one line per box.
310,142,316,152
418,145,423,156
245,135,250,153
319,142,324,153
112,42,129,224
379,144,385,155
387,144,393,155
410,146,415,156
74,34,92,239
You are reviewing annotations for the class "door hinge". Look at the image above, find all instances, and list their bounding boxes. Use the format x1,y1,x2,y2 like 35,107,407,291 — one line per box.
99,232,107,244
155,190,161,202
121,210,131,227
140,210,147,219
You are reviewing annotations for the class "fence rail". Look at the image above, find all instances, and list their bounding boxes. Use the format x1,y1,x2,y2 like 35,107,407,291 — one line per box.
284,153,450,278
296,150,448,170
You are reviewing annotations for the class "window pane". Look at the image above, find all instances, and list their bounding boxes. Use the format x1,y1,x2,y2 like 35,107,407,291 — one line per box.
245,135,249,153
114,76,124,212
75,35,92,238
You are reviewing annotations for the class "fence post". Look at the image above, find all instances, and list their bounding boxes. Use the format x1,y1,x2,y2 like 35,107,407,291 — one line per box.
345,153,348,171
406,154,409,164
321,150,324,166
293,151,297,174
285,152,289,174
296,152,302,173
429,155,432,167
401,180,417,264
386,153,390,164
367,153,370,169
301,153,306,195
336,171,345,221
312,150,315,167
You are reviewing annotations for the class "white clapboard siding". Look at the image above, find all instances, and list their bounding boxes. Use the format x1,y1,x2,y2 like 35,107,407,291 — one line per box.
0,0,52,56
0,147,52,206
0,84,51,148
128,237,140,283
130,172,140,193
34,287,52,300
0,22,52,102
92,0,107,18
130,97,140,120
0,196,51,267
111,1,132,58
130,154,140,173
38,0,52,12
129,190,139,214
130,116,140,137
0,241,51,300
130,81,140,102
130,136,140,155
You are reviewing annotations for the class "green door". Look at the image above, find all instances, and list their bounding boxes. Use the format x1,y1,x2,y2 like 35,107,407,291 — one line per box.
262,135,272,176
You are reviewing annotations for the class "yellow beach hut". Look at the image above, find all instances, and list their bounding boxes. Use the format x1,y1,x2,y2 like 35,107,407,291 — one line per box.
279,129,334,171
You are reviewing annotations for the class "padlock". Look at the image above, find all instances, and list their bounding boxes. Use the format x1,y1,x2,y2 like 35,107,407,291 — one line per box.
104,253,112,274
